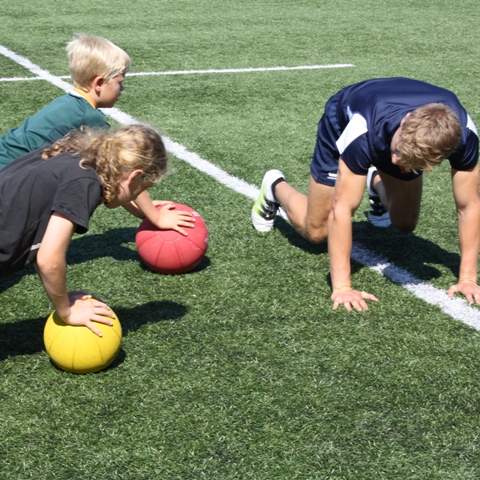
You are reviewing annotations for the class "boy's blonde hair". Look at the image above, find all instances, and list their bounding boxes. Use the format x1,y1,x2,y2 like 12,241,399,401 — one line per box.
66,33,131,91
396,103,462,172
42,125,168,204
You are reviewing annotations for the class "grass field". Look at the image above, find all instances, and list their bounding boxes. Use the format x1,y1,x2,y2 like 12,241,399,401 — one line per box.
2,0,480,478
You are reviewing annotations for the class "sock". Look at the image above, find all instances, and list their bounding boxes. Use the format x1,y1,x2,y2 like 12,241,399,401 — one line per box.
369,170,379,196
271,178,285,201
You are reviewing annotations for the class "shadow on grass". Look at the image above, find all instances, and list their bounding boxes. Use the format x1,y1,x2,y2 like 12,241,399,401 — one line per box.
66,227,139,264
352,220,460,281
275,216,328,255
0,267,36,293
0,227,139,294
274,215,460,282
275,216,368,284
1,226,211,293
0,300,187,362
138,253,211,275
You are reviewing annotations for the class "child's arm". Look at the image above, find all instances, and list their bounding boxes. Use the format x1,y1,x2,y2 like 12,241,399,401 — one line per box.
125,190,195,236
35,212,114,337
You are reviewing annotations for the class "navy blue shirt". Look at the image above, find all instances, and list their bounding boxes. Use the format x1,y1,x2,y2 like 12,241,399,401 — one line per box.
334,78,478,175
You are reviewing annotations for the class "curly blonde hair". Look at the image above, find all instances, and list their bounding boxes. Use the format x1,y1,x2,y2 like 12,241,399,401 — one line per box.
42,125,168,204
396,103,462,173
66,33,131,90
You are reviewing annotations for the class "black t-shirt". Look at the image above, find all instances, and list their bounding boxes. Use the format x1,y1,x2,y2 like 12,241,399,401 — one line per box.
0,148,102,277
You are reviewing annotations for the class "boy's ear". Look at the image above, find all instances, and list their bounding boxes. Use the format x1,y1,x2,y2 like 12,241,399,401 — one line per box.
92,75,106,91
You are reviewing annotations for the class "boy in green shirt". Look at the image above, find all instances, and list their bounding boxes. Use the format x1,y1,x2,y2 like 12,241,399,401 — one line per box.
0,33,193,235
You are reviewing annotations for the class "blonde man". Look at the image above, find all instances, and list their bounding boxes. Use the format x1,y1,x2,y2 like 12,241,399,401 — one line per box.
0,33,194,235
252,77,480,311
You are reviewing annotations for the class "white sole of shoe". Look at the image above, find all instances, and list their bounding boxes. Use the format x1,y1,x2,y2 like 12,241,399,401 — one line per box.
368,212,391,228
251,208,275,232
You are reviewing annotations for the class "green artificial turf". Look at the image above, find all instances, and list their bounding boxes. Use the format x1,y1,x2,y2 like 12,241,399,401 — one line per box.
1,0,480,478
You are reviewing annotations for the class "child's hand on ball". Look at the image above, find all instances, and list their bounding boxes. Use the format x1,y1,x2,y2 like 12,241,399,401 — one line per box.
153,203,195,236
136,203,208,274
63,297,115,337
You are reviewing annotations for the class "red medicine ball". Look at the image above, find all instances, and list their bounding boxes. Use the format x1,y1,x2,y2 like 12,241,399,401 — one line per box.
136,203,209,274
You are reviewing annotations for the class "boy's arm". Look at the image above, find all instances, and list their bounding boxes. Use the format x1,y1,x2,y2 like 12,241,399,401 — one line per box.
447,164,480,303
36,213,114,336
328,159,378,311
127,190,195,236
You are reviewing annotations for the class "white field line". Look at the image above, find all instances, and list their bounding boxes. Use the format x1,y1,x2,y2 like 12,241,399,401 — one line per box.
0,63,355,83
351,245,480,330
118,64,356,76
2,44,480,329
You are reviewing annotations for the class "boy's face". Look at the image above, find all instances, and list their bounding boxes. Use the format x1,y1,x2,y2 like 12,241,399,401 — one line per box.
97,74,125,108
106,170,154,209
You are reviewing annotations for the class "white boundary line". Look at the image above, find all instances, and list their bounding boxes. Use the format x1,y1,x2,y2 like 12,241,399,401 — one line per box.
2,44,480,330
351,245,480,330
121,64,356,76
0,63,355,83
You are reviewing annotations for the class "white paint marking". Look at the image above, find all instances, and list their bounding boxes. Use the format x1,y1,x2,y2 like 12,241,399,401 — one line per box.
0,76,40,82
2,44,479,329
125,64,355,76
103,107,261,199
0,63,355,83
351,244,480,330
0,45,72,91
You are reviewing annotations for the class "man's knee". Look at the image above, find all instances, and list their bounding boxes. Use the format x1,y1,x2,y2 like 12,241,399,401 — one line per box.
305,224,328,244
390,214,418,233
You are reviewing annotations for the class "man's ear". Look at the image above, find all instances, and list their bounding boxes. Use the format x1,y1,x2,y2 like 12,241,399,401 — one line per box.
401,112,412,125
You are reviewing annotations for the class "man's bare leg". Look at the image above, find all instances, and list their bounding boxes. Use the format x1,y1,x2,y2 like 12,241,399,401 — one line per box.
372,170,423,232
274,175,334,243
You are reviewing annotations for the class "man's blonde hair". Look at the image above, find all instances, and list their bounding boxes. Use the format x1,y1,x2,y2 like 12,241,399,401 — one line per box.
66,33,131,91
42,125,167,204
396,103,462,172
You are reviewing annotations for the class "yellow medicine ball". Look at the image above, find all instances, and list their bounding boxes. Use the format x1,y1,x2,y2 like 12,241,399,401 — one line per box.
43,300,122,374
